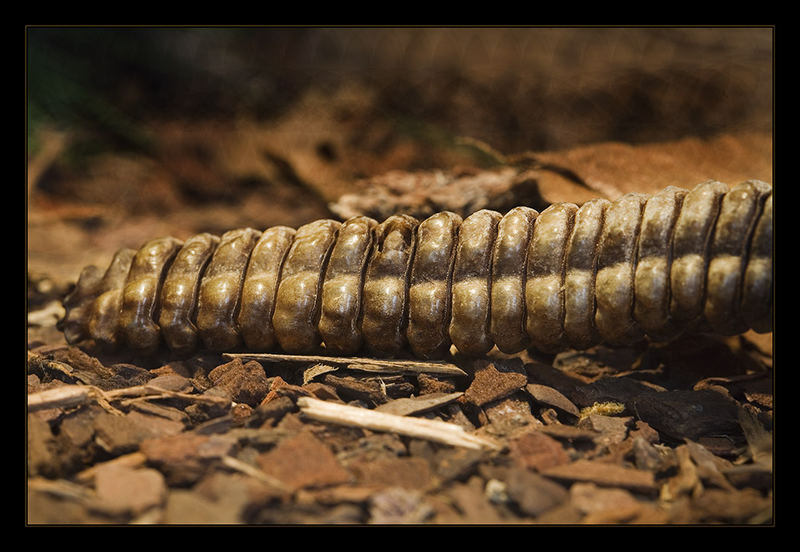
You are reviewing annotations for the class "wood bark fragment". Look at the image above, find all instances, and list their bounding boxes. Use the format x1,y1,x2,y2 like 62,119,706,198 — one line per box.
28,477,96,503
74,452,148,484
27,384,95,412
27,384,123,415
220,455,292,493
542,459,658,494
225,352,467,377
526,383,580,417
297,397,500,450
374,392,464,416
27,382,231,415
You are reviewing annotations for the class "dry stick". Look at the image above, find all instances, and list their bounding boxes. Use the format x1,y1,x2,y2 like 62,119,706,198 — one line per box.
297,397,500,451
110,388,231,409
27,385,93,411
27,384,123,415
225,352,468,377
27,383,230,414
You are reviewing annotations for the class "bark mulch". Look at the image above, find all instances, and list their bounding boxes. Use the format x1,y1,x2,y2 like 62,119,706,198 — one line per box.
27,319,773,524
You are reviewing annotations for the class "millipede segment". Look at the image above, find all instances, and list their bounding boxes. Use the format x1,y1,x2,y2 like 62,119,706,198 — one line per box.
61,180,773,358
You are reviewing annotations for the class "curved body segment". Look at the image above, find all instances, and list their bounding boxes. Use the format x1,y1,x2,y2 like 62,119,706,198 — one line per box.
61,181,773,357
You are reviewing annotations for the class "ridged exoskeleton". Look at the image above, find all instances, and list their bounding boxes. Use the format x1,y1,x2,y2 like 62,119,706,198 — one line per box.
60,180,773,358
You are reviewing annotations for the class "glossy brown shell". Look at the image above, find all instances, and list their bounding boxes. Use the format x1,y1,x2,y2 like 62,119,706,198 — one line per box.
60,180,773,357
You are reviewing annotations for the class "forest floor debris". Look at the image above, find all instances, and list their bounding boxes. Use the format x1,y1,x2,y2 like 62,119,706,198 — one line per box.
27,325,773,524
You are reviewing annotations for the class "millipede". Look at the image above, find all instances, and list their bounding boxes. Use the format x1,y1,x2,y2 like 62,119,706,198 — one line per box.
59,180,773,359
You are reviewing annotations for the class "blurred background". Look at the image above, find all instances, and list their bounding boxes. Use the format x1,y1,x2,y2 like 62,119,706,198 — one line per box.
26,26,773,282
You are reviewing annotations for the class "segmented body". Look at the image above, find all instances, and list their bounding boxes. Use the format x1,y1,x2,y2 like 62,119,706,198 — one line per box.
60,180,773,358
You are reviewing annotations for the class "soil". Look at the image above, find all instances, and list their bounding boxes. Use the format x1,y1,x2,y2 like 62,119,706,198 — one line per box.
26,27,773,525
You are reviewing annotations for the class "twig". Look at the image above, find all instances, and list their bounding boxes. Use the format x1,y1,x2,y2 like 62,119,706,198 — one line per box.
452,136,593,191
297,397,500,451
225,352,467,377
103,384,230,405
27,385,93,411
27,384,123,415
27,383,230,414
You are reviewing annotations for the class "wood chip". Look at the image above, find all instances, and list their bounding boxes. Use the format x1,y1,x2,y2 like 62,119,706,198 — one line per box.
28,477,95,503
374,392,464,416
322,374,389,404
443,477,508,523
27,384,117,414
659,445,702,501
349,457,433,490
537,424,598,442
508,430,570,472
570,482,642,520
526,383,580,417
632,437,675,474
738,406,773,468
483,394,539,434
542,459,658,494
369,488,434,524
93,464,167,515
722,464,773,492
208,358,270,407
417,373,458,394
577,414,631,446
74,452,148,484
224,352,467,377
463,362,527,406
504,467,569,517
93,411,182,455
303,363,339,384
139,433,237,486
255,431,351,491
689,488,772,523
